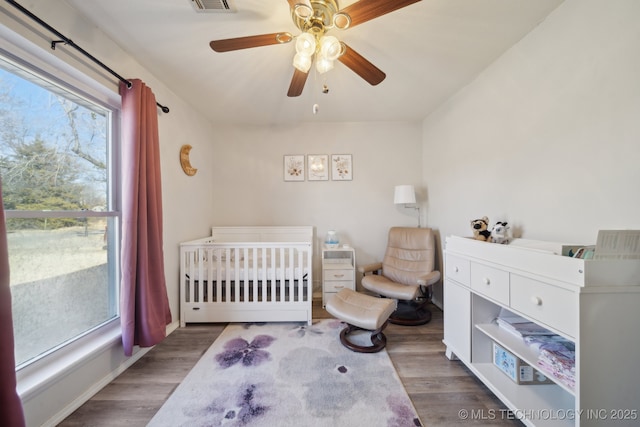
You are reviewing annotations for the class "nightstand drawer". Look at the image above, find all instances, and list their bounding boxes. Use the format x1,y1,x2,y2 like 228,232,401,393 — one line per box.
324,281,354,293
510,275,577,338
445,254,470,287
324,269,354,281
470,263,509,305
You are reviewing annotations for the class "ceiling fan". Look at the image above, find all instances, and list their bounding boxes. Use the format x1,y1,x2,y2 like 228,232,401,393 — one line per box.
209,0,422,97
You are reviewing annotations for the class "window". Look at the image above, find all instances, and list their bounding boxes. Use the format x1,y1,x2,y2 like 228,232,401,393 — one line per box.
0,51,120,369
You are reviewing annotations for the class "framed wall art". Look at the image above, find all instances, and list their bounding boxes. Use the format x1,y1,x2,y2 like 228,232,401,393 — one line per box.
307,154,329,181
331,154,352,181
284,155,305,181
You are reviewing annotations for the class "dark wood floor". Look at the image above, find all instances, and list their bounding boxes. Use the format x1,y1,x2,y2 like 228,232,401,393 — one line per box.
59,300,521,426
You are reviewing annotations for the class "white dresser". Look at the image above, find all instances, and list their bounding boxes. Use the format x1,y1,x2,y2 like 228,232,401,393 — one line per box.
322,247,356,308
443,235,640,427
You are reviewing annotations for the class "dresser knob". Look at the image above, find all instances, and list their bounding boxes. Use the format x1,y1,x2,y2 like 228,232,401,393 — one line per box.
454,266,459,273
483,277,491,285
531,296,543,306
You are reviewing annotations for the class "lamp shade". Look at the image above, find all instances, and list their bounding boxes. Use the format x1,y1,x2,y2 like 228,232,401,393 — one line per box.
295,32,316,56
320,36,341,61
293,52,312,72
394,185,416,204
315,54,334,74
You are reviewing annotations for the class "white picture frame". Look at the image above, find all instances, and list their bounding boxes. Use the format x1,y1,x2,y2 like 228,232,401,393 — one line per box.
331,154,352,181
284,155,305,181
307,154,329,181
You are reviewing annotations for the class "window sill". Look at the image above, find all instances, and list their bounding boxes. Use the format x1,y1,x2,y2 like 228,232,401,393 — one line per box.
16,319,125,401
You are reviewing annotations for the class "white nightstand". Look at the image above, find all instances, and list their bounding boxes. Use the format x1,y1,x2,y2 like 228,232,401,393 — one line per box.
322,247,356,308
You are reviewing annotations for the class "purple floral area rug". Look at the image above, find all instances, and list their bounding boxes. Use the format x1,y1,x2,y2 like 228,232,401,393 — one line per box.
147,319,422,427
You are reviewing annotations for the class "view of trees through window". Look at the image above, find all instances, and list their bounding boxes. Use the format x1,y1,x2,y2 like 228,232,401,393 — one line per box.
0,56,119,368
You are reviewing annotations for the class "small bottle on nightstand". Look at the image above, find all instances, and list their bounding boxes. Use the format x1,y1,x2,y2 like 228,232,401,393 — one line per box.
324,230,340,249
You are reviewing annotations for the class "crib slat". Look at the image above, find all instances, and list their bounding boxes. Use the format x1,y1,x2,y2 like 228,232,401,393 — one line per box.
225,248,236,302
277,246,281,300
236,247,243,302
294,246,304,301
198,248,213,302
186,250,194,303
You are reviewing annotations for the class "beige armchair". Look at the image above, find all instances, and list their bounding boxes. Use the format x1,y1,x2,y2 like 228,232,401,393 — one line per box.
359,227,440,325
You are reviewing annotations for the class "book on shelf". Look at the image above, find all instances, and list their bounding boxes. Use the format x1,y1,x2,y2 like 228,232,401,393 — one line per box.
523,334,575,353
495,309,555,338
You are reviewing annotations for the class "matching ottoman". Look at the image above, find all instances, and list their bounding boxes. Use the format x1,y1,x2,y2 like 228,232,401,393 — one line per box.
325,288,397,353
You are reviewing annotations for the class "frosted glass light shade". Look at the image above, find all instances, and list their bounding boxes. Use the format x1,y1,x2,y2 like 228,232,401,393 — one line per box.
315,55,334,74
320,36,341,61
293,52,312,72
295,32,316,56
394,185,416,204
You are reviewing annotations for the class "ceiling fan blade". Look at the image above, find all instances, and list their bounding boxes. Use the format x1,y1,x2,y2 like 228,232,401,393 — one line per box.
340,0,421,27
338,43,386,86
287,68,310,97
210,32,292,52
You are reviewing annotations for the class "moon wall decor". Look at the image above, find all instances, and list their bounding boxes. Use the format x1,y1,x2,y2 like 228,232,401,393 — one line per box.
179,144,198,176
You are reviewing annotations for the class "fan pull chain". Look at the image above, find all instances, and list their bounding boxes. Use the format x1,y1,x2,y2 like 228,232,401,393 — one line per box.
312,67,320,115
311,69,331,115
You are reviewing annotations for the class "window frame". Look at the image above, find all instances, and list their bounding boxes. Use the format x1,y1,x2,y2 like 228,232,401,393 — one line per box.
0,24,123,388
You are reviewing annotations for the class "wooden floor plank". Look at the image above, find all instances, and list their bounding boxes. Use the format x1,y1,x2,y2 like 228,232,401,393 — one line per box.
58,301,521,426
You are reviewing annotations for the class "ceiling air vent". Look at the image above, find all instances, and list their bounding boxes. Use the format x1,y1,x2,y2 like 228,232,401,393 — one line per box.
190,0,236,13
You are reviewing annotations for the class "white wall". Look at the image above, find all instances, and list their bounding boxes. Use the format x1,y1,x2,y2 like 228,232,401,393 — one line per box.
208,121,424,291
422,0,640,303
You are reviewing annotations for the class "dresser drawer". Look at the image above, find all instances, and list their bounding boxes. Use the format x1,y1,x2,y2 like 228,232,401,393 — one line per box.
445,254,471,287
470,263,510,306
510,275,577,338
324,269,354,281
324,281,354,293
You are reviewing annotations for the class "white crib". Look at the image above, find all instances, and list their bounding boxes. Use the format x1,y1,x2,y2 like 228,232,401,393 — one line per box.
179,226,313,326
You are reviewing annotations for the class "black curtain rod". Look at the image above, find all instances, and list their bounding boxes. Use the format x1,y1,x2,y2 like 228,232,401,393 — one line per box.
5,0,170,113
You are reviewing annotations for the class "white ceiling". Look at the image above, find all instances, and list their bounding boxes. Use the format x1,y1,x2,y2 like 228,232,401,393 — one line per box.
65,0,564,125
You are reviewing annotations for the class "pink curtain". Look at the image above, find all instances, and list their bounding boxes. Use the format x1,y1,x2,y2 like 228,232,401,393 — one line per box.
119,79,171,357
0,178,26,426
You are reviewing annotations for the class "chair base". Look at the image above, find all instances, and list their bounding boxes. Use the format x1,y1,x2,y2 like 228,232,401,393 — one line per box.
339,322,388,353
389,299,432,326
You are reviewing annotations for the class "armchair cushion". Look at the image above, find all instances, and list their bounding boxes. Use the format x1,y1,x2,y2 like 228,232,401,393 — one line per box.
362,274,420,300
381,227,436,286
358,262,383,274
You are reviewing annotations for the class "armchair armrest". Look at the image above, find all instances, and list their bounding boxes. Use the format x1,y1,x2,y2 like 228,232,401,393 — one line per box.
358,262,383,274
416,271,441,287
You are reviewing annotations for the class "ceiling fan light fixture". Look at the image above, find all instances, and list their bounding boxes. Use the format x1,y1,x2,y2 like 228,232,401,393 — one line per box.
295,32,316,56
320,35,341,61
211,0,420,97
293,52,312,72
